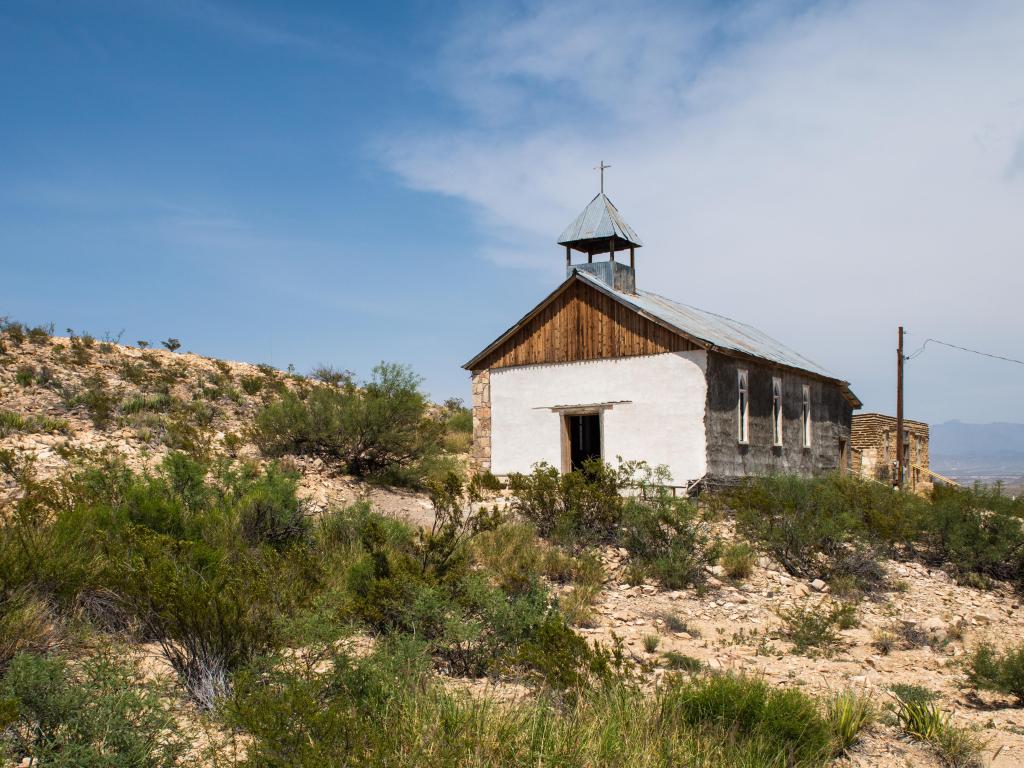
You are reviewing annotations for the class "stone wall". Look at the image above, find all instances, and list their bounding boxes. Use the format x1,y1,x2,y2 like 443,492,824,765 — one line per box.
470,370,491,472
850,413,931,494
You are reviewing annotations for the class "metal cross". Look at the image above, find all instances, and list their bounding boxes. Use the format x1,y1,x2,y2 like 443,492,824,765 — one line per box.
594,161,611,193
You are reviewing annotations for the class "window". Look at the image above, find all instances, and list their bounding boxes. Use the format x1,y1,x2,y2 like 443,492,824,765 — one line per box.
801,384,811,448
737,370,749,443
771,376,783,446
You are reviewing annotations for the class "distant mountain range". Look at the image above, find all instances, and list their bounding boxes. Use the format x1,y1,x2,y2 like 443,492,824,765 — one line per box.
930,420,1024,486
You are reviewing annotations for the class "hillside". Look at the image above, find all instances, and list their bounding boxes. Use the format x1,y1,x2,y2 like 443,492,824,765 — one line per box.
0,328,440,522
1,323,1023,768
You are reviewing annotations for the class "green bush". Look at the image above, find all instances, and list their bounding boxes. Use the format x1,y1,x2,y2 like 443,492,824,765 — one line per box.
725,474,1024,588
14,365,34,386
620,489,719,589
0,591,57,672
253,362,442,482
0,453,325,708
234,465,311,550
227,647,841,768
659,673,833,766
778,603,848,656
965,642,1024,704
66,374,118,428
720,541,756,580
507,459,624,546
922,485,1024,584
0,652,185,767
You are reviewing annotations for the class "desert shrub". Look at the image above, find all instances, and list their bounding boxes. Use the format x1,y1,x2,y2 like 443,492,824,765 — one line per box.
122,392,173,414
507,459,624,546
643,634,660,653
620,487,719,590
510,460,717,588
1,319,26,345
234,465,311,550
0,651,186,768
965,642,1024,704
659,673,833,766
14,365,34,386
825,690,874,755
921,485,1024,584
727,475,871,578
310,364,351,387
0,591,57,672
470,522,544,595
120,359,149,385
890,683,939,706
253,363,442,483
114,537,287,708
66,374,118,428
662,651,703,671
778,603,848,656
0,453,324,708
161,338,181,352
240,374,263,395
720,541,756,580
0,411,69,437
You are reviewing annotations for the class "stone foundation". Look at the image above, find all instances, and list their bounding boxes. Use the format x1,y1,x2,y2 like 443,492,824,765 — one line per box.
471,370,491,472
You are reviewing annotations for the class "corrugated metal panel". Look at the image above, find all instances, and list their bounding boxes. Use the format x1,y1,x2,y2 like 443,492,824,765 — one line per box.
558,193,643,246
575,270,836,379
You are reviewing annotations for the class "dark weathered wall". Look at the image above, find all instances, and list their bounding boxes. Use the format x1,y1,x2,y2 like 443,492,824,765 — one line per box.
704,352,852,480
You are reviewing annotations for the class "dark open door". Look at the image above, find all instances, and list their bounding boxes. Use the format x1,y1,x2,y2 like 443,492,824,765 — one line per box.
567,413,601,471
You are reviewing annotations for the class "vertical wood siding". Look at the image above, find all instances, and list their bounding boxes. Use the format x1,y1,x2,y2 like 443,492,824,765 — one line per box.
472,280,697,372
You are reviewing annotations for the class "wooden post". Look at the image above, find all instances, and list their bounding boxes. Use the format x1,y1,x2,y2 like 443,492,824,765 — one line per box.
629,246,635,269
896,326,904,490
609,238,615,263
565,245,570,268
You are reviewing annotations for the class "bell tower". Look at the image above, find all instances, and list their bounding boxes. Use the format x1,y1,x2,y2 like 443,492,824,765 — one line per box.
558,163,642,293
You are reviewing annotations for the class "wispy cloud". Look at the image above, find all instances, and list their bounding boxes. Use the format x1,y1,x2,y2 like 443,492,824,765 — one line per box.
140,0,362,60
383,0,1024,419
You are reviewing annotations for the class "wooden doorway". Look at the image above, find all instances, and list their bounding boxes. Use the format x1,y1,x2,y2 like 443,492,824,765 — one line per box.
565,413,602,472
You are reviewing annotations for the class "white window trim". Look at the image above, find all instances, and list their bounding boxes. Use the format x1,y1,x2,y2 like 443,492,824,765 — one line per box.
737,369,749,444
801,384,812,448
771,376,783,447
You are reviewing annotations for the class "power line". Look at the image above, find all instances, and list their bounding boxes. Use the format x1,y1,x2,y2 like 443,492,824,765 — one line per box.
904,334,1024,366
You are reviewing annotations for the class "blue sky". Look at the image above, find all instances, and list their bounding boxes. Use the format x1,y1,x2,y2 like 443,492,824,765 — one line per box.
2,1,1024,422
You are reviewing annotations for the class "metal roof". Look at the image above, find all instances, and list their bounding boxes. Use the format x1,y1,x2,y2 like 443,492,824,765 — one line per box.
558,193,643,248
464,269,860,407
574,271,837,379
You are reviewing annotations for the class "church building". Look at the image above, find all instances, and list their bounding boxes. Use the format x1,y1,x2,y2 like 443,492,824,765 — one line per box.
463,188,861,491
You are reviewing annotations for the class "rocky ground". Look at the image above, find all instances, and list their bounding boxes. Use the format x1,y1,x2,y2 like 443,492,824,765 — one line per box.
2,334,1022,767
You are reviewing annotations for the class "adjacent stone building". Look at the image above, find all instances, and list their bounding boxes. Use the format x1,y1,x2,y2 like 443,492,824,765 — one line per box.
851,413,932,494
464,190,861,491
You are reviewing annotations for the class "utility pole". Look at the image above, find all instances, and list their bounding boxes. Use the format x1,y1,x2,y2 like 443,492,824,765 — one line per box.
896,326,904,490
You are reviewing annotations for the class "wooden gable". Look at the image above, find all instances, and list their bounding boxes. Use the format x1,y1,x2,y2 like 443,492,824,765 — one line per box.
469,278,699,373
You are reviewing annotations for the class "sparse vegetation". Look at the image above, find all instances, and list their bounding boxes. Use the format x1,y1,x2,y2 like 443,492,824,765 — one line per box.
720,541,756,580
777,603,847,656
0,410,68,438
893,694,985,768
0,651,186,767
825,690,875,755
253,362,444,485
965,641,1024,704
161,338,182,352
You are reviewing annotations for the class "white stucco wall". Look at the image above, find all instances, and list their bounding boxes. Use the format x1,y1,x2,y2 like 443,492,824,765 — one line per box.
489,351,708,484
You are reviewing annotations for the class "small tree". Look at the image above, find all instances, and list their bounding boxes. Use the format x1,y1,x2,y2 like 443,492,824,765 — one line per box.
161,338,182,353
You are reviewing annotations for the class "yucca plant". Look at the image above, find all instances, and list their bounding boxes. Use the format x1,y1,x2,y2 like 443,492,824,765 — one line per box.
825,690,874,755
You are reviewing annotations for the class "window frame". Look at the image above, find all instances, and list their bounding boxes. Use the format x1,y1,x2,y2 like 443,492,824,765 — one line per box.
771,376,783,447
800,383,812,448
737,369,749,444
